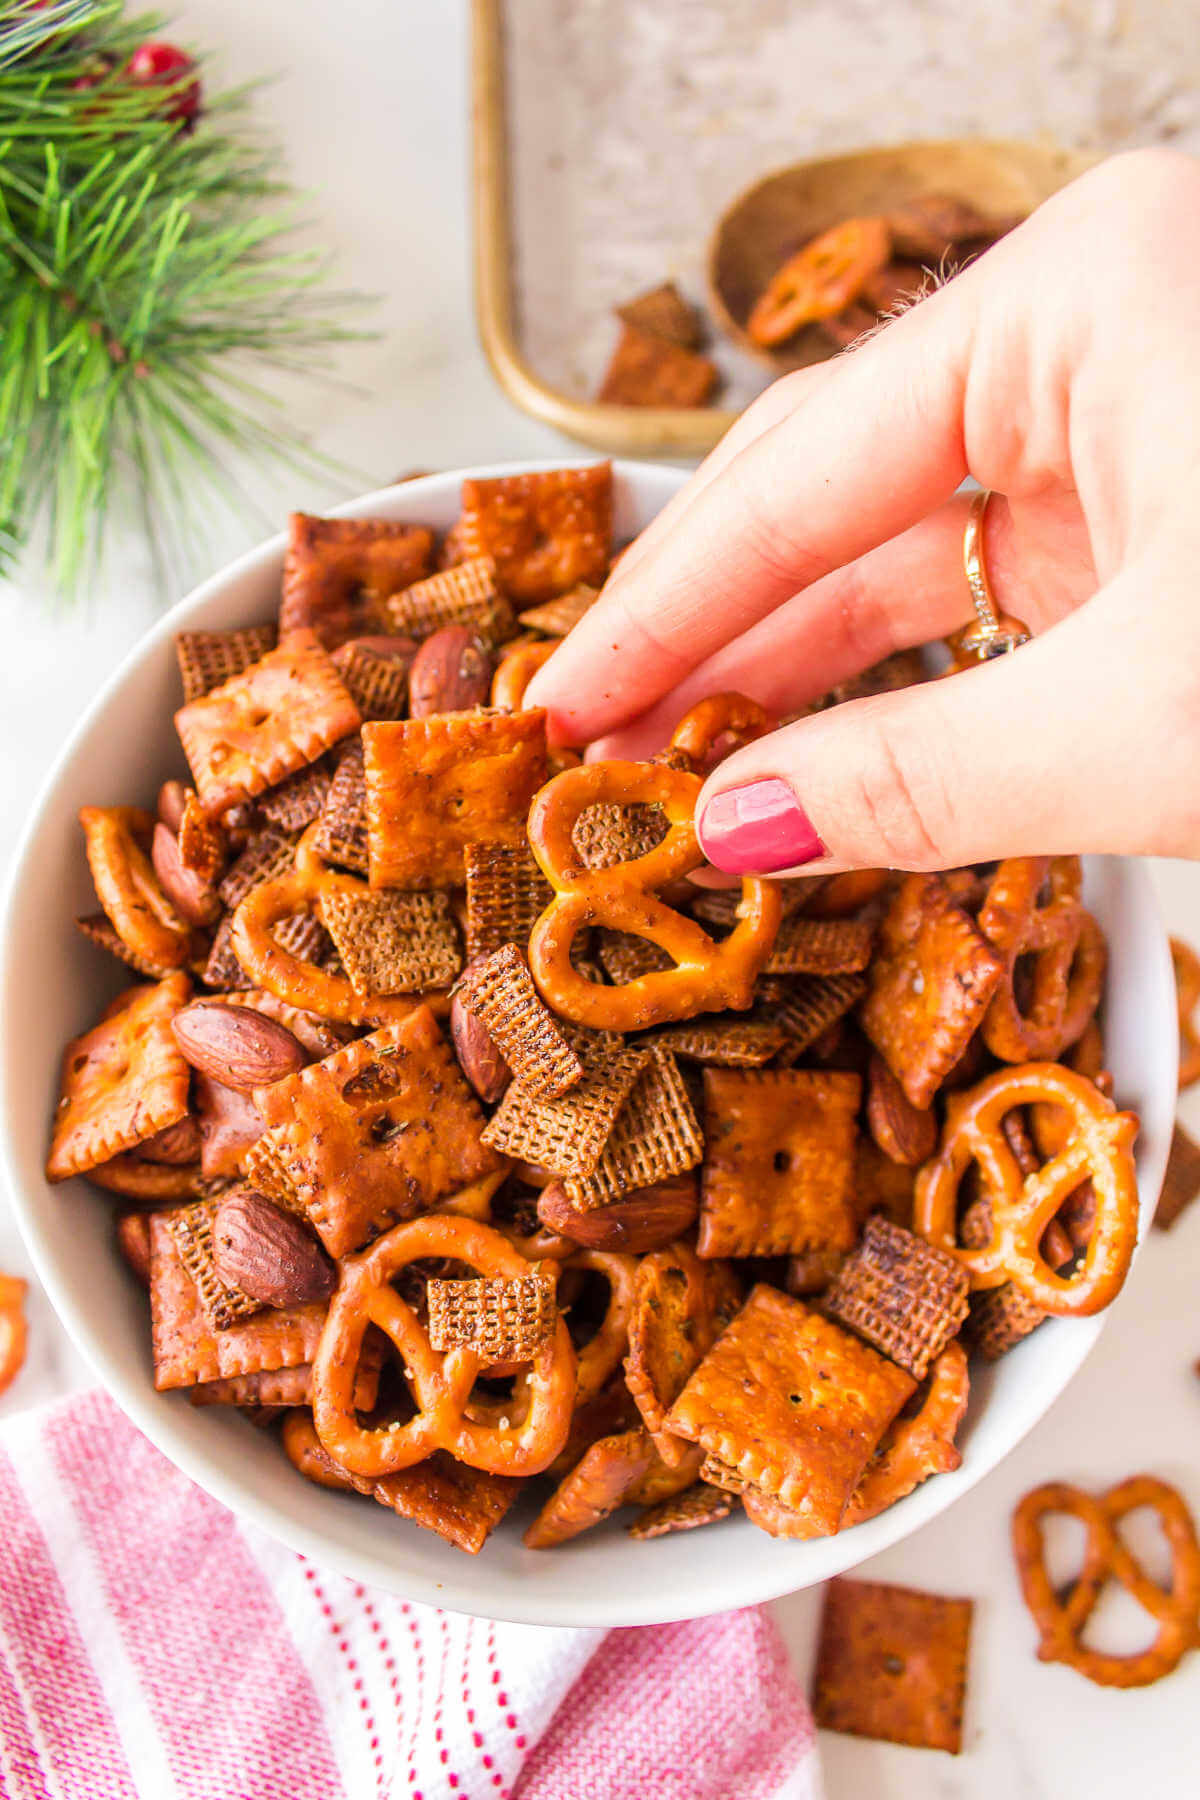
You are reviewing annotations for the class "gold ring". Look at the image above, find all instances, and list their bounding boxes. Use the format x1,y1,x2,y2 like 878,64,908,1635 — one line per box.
954,490,1031,663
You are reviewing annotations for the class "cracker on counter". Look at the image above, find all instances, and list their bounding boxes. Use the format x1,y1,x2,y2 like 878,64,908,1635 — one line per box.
811,1577,973,1754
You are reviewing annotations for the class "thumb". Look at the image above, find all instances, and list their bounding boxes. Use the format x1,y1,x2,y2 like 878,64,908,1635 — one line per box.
694,562,1192,874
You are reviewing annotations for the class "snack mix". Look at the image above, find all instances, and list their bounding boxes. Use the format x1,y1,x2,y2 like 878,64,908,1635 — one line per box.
47,461,1151,1597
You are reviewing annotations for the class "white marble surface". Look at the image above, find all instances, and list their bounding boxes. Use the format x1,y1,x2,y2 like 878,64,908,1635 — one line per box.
1,4,1197,1795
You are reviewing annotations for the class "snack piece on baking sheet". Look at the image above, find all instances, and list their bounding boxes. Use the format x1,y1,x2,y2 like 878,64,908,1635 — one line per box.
562,1047,703,1208
280,513,434,649
363,710,547,890
628,1481,736,1541
624,1239,742,1465
252,1006,501,1258
597,324,718,408
811,1577,973,1753
380,556,516,649
481,1037,648,1180
1154,1121,1200,1229
318,883,461,996
517,583,600,640
175,629,361,821
464,841,553,961
47,974,192,1181
455,465,613,604
150,1210,329,1392
453,943,582,1100
666,1286,915,1535
282,1413,519,1554
697,1068,860,1258
823,1215,969,1380
859,874,1004,1108
329,641,411,722
426,1267,556,1361
175,625,277,704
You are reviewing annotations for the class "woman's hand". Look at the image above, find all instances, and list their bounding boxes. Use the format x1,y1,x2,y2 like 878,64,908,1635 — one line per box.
525,149,1200,874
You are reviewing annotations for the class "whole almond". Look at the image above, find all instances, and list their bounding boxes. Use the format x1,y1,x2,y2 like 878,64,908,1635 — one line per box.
193,1071,266,1180
866,1053,938,1166
157,779,188,834
151,822,220,927
135,1114,203,1166
450,970,511,1103
537,1175,699,1253
115,1211,152,1288
409,626,492,718
213,1189,335,1307
172,1000,308,1093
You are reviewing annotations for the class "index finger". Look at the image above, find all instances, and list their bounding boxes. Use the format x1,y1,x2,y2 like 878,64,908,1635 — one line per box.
525,278,976,746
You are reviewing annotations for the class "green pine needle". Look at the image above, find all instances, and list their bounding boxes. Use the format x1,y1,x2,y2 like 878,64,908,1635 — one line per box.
0,0,372,599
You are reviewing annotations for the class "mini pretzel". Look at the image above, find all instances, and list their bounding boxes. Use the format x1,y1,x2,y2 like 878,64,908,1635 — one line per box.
978,858,1106,1061
562,1248,640,1406
1171,937,1200,1090
0,1273,27,1399
230,825,444,1026
491,640,556,712
81,806,191,970
313,1211,575,1478
747,217,891,346
914,1063,1139,1315
667,692,769,774
527,760,781,1030
842,1341,969,1527
1012,1476,1200,1687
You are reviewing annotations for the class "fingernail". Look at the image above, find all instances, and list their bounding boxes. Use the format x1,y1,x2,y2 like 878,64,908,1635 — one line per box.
696,777,826,875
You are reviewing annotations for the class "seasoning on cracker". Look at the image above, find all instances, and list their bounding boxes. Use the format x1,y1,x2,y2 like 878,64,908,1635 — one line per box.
280,512,434,649
860,873,1004,1109
175,629,361,821
824,1215,970,1381
697,1068,861,1259
175,625,277,704
363,710,548,890
453,942,582,1099
667,1286,915,1533
47,973,192,1181
456,465,613,605
811,1577,973,1754
426,1267,556,1361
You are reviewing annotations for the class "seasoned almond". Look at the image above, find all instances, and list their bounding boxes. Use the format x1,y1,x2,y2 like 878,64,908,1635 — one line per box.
450,974,511,1104
213,1189,335,1307
408,626,492,718
157,779,188,834
172,1000,308,1093
134,1114,203,1166
537,1174,699,1253
866,1052,938,1166
150,823,220,927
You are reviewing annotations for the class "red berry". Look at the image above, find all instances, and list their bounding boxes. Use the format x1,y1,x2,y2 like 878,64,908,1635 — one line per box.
125,41,201,127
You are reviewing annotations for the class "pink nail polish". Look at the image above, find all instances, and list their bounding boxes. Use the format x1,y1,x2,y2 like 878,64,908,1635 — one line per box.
697,778,826,875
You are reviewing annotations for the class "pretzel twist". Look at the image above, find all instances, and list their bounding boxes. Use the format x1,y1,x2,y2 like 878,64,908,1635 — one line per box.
1012,1476,1200,1687
527,760,781,1030
914,1063,1139,1315
491,640,556,712
312,1210,576,1478
979,858,1106,1061
230,825,445,1027
563,1248,639,1406
667,691,770,773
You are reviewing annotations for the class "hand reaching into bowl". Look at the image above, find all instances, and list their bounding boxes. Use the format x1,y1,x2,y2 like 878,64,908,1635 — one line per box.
526,149,1200,875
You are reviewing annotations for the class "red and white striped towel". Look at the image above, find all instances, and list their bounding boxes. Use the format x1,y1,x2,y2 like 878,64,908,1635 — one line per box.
0,1391,820,1800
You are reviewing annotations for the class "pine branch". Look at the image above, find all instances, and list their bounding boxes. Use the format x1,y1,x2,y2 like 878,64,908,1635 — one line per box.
0,1,372,599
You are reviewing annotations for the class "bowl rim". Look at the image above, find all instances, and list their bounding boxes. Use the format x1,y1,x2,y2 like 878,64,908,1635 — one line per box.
0,460,1176,1625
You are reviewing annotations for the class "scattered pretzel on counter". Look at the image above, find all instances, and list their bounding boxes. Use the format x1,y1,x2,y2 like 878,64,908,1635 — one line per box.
1012,1475,1200,1688
914,1063,1139,1316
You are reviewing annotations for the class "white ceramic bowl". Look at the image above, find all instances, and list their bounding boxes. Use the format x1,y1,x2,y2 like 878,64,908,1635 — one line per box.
0,461,1177,1627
